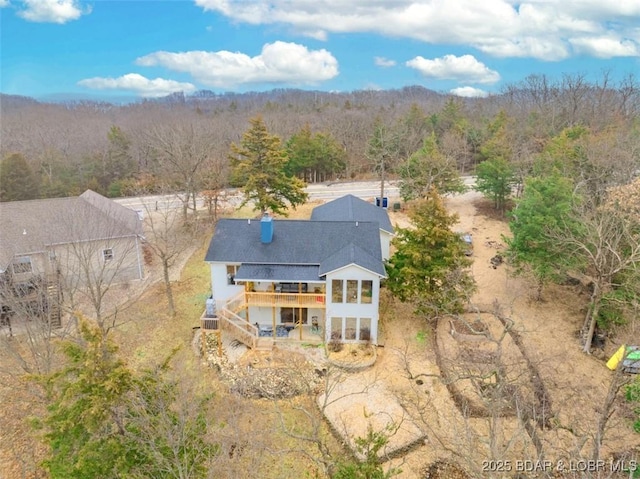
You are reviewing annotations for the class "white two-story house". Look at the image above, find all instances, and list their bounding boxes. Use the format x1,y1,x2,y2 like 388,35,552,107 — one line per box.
204,195,392,349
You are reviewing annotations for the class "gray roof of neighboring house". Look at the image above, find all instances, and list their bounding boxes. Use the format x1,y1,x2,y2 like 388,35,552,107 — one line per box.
205,218,386,279
0,190,143,271
310,194,394,234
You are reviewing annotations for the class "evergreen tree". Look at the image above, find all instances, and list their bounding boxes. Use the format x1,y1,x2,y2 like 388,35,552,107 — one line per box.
286,124,346,182
332,425,401,479
398,132,465,201
475,156,516,212
35,319,219,478
475,111,516,212
505,173,577,300
0,153,39,201
230,116,308,215
386,190,476,318
626,378,640,434
36,318,137,478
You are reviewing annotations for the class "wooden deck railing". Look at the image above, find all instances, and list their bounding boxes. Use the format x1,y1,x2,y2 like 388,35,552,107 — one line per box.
245,291,326,308
218,308,258,349
225,293,246,314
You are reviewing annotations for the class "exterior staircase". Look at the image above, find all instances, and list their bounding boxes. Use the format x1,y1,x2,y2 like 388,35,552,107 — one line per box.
45,278,62,328
217,308,262,350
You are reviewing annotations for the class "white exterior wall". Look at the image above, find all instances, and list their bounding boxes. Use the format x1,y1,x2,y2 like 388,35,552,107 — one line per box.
324,264,380,344
209,262,243,303
380,230,392,261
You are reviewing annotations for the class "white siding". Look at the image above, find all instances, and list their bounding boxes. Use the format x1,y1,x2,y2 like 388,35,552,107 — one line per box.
325,265,380,344
380,230,392,261
209,262,243,302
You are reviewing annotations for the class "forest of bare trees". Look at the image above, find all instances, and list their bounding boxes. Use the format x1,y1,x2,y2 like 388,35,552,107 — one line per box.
1,73,638,203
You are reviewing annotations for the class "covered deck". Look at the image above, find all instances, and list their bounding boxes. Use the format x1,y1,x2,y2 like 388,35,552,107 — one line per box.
202,283,326,350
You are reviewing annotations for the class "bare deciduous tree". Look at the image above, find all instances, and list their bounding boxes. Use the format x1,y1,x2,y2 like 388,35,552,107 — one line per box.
139,193,198,317
55,193,144,331
146,121,217,220
555,197,640,353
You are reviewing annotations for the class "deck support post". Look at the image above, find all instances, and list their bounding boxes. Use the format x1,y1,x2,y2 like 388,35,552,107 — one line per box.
271,282,276,339
298,282,303,340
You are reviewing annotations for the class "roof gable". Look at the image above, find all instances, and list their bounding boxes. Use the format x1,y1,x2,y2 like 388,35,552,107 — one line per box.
310,194,394,234
319,243,386,277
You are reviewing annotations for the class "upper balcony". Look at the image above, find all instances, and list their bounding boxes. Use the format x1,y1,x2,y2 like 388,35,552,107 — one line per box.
225,281,326,311
244,291,326,308
224,292,325,313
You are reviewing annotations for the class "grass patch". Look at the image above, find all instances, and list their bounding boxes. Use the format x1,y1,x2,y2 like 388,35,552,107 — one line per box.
113,233,212,370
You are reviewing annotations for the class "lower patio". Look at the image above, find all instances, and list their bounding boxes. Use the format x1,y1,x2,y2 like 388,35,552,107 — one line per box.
256,320,323,340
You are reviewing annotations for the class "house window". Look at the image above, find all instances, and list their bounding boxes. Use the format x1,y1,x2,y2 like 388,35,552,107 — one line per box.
226,265,238,285
361,280,373,304
331,279,343,303
103,248,114,262
359,318,372,341
331,317,373,341
346,280,358,303
330,317,342,340
279,283,308,293
280,308,308,324
345,317,357,340
14,281,36,297
12,256,32,274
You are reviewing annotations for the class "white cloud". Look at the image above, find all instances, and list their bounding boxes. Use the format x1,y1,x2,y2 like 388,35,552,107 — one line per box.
0,0,10,8
136,41,339,88
406,54,500,84
77,74,196,98
450,86,489,98
17,0,88,23
194,0,640,60
374,56,396,67
570,35,640,58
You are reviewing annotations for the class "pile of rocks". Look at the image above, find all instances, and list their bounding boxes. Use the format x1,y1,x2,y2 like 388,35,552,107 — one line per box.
227,365,324,399
198,331,324,399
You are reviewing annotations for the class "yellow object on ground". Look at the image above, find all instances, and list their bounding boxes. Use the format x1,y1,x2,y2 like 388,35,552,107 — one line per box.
606,344,626,370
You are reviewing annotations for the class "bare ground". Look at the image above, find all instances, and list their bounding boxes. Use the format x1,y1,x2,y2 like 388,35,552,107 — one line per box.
370,191,640,478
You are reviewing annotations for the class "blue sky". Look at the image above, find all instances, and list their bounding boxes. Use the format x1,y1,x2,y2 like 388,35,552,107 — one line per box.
1,0,639,101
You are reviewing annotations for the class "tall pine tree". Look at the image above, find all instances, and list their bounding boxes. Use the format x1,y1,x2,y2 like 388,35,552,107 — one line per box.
230,116,307,215
386,190,476,318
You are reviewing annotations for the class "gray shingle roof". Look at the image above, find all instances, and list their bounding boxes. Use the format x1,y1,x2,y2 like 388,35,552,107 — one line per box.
0,190,143,270
310,194,394,233
318,243,383,276
205,218,385,278
235,264,320,282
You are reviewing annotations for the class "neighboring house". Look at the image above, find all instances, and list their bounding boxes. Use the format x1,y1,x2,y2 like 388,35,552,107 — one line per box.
0,190,145,325
203,195,391,349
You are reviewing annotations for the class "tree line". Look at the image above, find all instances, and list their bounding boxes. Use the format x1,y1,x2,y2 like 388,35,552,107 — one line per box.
1,72,638,204
1,72,640,477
